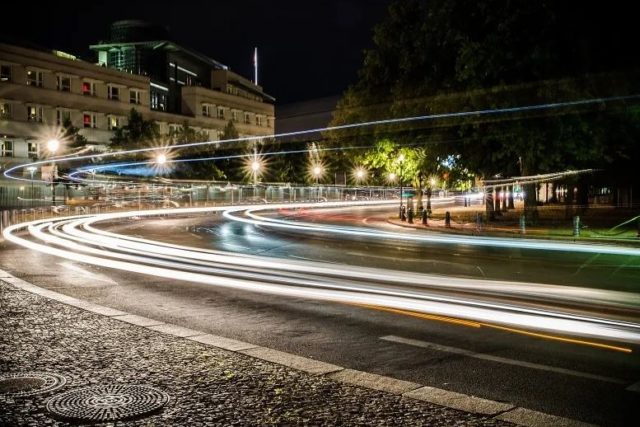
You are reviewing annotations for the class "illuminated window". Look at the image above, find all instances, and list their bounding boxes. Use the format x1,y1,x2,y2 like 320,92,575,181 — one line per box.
231,110,238,122
244,112,250,124
83,113,97,128
108,85,120,101
0,65,10,82
217,106,225,119
0,140,13,157
267,117,273,128
27,70,43,87
56,75,71,92
27,142,38,158
56,109,71,125
150,90,166,111
129,89,141,104
82,81,96,96
256,116,262,126
0,102,10,119
108,116,120,130
202,104,212,117
27,105,43,122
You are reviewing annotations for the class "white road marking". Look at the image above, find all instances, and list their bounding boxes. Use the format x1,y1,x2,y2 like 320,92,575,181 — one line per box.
381,335,627,384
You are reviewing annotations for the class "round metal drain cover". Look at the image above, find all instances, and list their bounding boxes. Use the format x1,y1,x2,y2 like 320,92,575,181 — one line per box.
0,372,66,397
46,384,169,422
0,372,67,397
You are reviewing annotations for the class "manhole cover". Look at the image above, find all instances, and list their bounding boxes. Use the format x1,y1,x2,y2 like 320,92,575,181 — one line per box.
0,372,66,397
46,384,170,421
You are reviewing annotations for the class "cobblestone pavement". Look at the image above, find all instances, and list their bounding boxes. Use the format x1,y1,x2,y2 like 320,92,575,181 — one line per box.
0,281,513,426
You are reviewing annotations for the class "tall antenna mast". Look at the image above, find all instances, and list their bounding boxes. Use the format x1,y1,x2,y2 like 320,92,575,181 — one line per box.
253,47,258,85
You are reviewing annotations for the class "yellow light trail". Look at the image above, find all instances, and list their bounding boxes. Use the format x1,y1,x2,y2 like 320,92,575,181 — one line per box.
357,304,633,354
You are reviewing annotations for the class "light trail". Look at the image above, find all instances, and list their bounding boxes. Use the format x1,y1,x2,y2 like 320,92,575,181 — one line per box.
5,93,640,183
3,201,640,347
224,203,640,257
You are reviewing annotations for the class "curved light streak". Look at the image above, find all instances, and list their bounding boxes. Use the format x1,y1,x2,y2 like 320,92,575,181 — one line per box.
3,201,640,346
5,93,640,182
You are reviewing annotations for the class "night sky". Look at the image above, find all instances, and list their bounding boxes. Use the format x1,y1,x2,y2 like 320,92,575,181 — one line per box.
1,0,391,104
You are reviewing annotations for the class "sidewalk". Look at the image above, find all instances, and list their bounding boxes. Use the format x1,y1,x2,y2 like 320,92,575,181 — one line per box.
388,204,640,246
0,279,514,426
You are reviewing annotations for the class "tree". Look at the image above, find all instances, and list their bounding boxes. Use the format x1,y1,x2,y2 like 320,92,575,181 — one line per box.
110,108,159,150
330,0,640,219
61,117,88,150
170,122,224,180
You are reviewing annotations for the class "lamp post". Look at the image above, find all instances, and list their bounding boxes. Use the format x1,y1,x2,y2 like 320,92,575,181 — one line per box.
397,154,405,220
313,165,322,200
27,166,37,208
251,159,260,199
47,138,59,206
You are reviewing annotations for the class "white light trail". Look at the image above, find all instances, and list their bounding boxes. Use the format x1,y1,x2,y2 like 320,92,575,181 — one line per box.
3,201,640,346
5,93,640,182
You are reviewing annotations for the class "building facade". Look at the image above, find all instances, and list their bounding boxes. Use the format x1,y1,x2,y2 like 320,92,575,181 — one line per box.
0,22,274,177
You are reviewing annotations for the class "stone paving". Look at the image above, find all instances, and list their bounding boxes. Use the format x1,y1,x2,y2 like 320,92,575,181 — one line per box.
0,280,513,426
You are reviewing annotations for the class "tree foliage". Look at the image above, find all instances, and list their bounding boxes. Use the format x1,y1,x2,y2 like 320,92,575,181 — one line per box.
330,0,640,206
110,108,160,150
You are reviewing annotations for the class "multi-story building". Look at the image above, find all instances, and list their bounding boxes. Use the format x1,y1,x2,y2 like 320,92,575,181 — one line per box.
0,21,275,177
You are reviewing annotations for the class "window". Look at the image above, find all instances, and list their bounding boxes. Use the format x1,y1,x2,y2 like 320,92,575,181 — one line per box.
129,89,141,104
202,104,211,117
27,70,43,87
82,81,96,96
83,113,97,128
244,112,250,124
27,106,43,122
57,75,71,92
108,116,120,130
0,102,10,119
256,116,263,126
27,142,38,158
217,107,225,119
0,140,13,157
267,117,273,128
56,109,71,126
108,85,120,101
0,65,10,82
151,90,166,111
231,110,238,122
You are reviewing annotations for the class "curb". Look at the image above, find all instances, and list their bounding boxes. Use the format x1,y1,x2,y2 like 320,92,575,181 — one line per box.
385,218,640,246
0,269,596,427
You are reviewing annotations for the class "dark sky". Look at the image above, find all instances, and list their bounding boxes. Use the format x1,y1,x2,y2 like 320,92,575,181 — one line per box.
2,0,391,104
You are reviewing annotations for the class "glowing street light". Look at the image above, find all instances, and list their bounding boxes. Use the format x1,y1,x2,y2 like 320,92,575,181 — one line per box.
47,138,60,154
312,165,322,180
353,166,367,184
156,153,167,165
310,163,324,201
388,172,397,183
251,160,261,172
46,138,60,206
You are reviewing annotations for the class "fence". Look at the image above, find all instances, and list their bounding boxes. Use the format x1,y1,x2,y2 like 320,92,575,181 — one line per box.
0,183,401,232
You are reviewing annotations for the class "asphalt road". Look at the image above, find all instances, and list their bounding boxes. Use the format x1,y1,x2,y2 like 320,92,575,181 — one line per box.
1,202,639,426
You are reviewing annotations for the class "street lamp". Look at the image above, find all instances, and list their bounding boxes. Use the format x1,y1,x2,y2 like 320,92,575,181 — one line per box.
397,153,405,220
27,166,37,208
156,153,167,165
47,138,59,206
312,164,322,200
